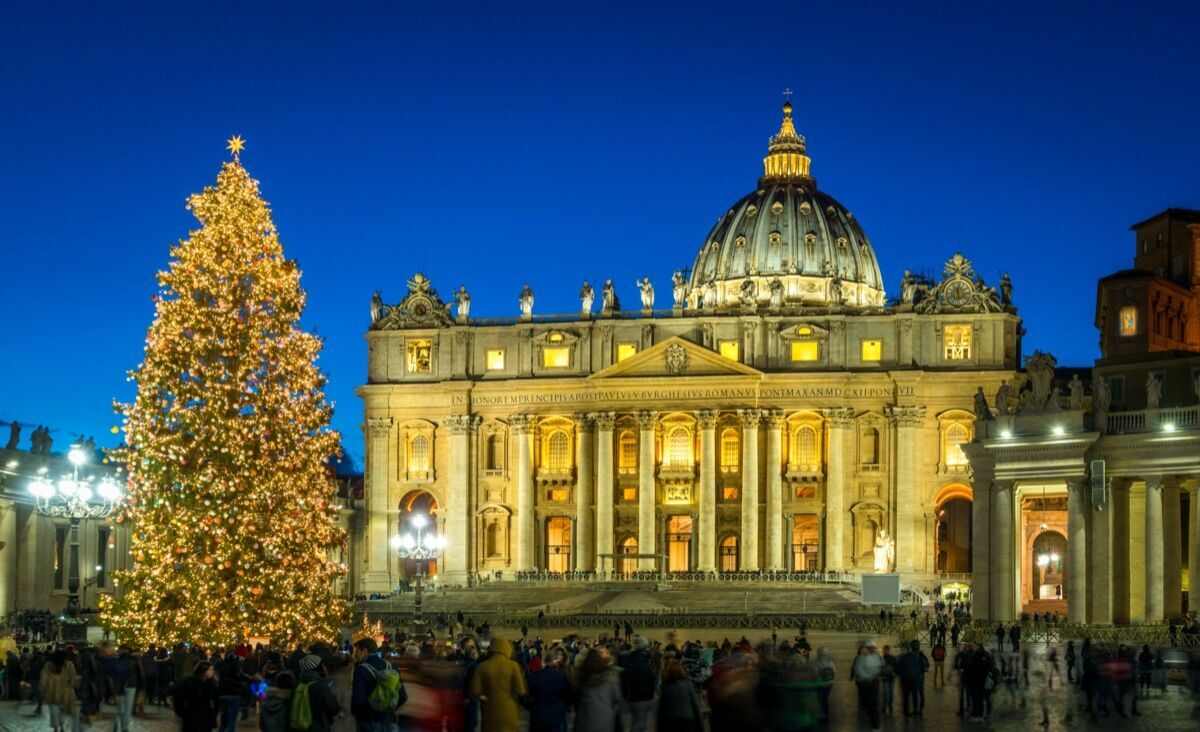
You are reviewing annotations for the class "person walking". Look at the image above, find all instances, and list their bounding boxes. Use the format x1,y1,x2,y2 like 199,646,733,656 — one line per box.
931,642,946,688
814,647,836,722
851,641,884,732
573,648,623,732
214,652,246,732
41,651,78,732
896,640,928,717
109,645,141,732
526,647,573,732
1065,641,1077,684
657,658,703,732
621,636,656,732
27,649,46,714
297,655,340,732
468,637,527,732
994,623,1005,654
879,645,897,714
174,662,219,732
1008,623,1021,654
351,638,399,732
258,670,293,732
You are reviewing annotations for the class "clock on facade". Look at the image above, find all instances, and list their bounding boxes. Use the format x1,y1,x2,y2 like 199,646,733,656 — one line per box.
944,279,974,308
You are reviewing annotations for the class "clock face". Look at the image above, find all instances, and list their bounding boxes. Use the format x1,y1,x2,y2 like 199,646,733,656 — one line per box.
945,279,973,307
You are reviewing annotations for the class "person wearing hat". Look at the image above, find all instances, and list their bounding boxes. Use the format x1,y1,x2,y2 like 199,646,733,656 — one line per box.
468,637,527,732
297,654,340,732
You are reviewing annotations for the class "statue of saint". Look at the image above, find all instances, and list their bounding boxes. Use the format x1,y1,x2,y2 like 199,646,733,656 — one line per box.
601,279,620,313
900,270,916,304
454,286,471,320
828,277,843,306
973,386,992,421
580,281,595,315
1146,373,1163,409
671,270,687,308
873,529,895,573
701,286,717,310
5,421,19,451
768,277,784,309
739,279,757,306
518,284,534,317
636,277,655,310
1024,351,1057,410
1068,374,1084,410
1093,375,1111,414
994,381,1011,417
1000,273,1013,306
370,291,384,324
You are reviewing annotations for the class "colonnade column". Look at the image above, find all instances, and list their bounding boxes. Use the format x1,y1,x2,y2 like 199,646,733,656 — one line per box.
574,413,594,572
823,408,853,571
511,415,535,572
1163,481,1182,617
443,415,475,584
1066,477,1088,624
363,417,394,592
1191,478,1200,615
993,480,1016,621
697,410,718,573
1090,478,1114,625
970,475,991,619
593,413,616,575
889,405,925,572
738,409,761,571
637,411,657,571
0,500,16,615
1145,477,1164,622
765,410,784,571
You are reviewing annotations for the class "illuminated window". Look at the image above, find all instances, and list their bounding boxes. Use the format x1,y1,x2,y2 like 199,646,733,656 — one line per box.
621,487,637,502
408,435,430,478
720,429,739,471
944,325,971,360
547,431,570,472
945,423,969,467
722,486,740,501
719,341,740,361
546,517,571,572
543,347,570,368
667,427,692,466
1119,306,1137,337
619,431,637,473
547,489,568,503
791,425,818,471
548,331,565,343
720,535,739,572
861,339,882,362
797,326,813,336
791,341,819,362
407,340,432,372
617,343,638,362
486,349,505,371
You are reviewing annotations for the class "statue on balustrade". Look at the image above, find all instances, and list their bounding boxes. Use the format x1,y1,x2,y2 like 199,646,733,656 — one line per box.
672,270,687,308
1093,375,1111,414
1068,374,1084,410
518,284,534,317
370,291,385,324
994,381,1011,417
601,279,620,313
999,273,1013,306
1146,373,1163,409
973,387,992,421
5,421,19,451
454,286,470,320
636,277,654,310
873,530,895,573
580,281,595,315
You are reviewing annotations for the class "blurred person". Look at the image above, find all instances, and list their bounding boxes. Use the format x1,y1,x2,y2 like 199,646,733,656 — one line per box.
258,670,293,732
620,636,656,732
657,658,702,732
174,661,220,732
850,641,883,732
468,637,526,732
896,640,928,716
573,648,622,732
878,645,897,714
41,650,78,732
526,646,573,732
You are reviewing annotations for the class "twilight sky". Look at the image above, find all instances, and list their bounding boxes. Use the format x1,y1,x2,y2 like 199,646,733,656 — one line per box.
3,2,1198,467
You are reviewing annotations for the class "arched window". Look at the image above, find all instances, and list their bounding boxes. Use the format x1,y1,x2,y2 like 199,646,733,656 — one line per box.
485,523,501,557
547,431,569,472
720,535,739,573
485,434,503,471
720,429,739,471
667,427,692,466
408,435,429,477
945,423,969,467
619,431,637,474
861,427,879,465
792,426,817,470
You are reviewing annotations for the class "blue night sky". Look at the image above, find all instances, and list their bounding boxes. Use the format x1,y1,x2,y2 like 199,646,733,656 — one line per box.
3,2,1198,467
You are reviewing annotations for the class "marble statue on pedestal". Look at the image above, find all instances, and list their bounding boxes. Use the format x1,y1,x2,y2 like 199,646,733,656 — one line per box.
768,277,784,309
1000,273,1013,306
672,271,687,308
637,277,654,310
739,279,756,306
1146,373,1162,409
973,386,992,421
601,280,619,313
1093,376,1111,414
995,381,1011,417
580,281,595,315
1068,374,1084,410
518,284,534,317
5,421,19,451
454,286,470,320
370,291,384,324
873,530,895,573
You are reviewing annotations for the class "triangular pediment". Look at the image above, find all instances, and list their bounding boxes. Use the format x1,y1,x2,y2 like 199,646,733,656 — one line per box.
589,336,763,379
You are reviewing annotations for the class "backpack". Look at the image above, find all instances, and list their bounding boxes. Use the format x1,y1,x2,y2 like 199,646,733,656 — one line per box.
290,682,312,731
362,663,407,713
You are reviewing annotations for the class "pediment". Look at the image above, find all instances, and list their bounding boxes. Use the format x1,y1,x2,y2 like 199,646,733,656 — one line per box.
589,336,763,379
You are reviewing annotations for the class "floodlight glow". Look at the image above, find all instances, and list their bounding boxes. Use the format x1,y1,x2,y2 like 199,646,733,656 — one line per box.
1052,426,1065,436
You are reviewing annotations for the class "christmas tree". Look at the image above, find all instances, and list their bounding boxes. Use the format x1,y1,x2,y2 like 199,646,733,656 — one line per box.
102,137,348,646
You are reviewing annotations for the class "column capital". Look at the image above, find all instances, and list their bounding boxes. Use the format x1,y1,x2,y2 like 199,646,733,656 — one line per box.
822,407,855,427
992,478,1015,494
764,409,786,430
636,410,657,430
444,414,476,436
509,414,534,434
573,413,594,433
1144,475,1164,491
737,408,762,428
885,405,926,427
697,409,719,429
366,416,394,439
591,411,616,431
1064,475,1089,493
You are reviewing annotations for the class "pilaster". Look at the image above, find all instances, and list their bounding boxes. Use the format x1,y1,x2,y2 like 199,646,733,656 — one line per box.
511,415,535,572
362,416,394,592
764,409,785,571
697,410,718,573
823,407,854,571
636,411,658,571
593,412,615,574
886,405,926,572
574,413,595,572
738,409,761,571
442,414,475,584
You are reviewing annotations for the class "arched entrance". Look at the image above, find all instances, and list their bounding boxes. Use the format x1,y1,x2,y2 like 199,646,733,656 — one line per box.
617,536,638,576
934,484,972,574
545,517,571,574
398,490,438,578
1031,531,1066,601
719,535,739,573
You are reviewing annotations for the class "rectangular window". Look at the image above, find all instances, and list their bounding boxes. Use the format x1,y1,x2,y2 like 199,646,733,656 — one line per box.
617,343,638,362
719,341,740,361
721,434,739,471
547,489,568,502
944,325,971,360
1118,305,1137,337
486,349,505,371
722,486,740,501
406,340,432,372
542,347,570,368
791,341,819,362
621,487,637,502
619,435,638,473
861,339,882,362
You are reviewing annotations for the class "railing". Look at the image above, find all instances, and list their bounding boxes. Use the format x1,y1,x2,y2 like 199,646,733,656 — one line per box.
495,570,861,585
1104,405,1200,435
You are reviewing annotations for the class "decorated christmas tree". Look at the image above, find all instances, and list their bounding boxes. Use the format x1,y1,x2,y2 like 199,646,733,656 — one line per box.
102,137,347,646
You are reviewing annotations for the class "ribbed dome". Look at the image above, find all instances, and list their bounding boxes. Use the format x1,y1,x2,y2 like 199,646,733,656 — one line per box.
687,103,886,310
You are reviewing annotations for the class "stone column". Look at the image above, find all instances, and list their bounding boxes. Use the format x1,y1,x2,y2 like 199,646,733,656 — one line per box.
593,413,615,574
1066,477,1088,624
636,411,658,571
574,414,595,572
1145,477,1164,622
888,405,926,572
697,410,718,574
738,409,761,571
1164,480,1182,617
0,500,16,615
993,480,1016,621
511,415,536,572
1190,479,1200,614
765,410,785,571
362,416,394,592
971,476,991,619
443,415,475,584
1090,478,1114,625
823,408,854,571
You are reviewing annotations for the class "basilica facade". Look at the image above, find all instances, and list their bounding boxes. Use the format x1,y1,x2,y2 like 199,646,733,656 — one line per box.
358,103,1021,592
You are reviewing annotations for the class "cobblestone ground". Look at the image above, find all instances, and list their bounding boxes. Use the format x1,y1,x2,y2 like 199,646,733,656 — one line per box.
0,628,1196,731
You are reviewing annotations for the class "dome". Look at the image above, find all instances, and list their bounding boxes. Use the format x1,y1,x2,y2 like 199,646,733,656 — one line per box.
687,103,886,310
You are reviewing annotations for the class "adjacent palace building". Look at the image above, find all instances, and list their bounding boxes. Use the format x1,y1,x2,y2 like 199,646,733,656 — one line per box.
359,102,1021,594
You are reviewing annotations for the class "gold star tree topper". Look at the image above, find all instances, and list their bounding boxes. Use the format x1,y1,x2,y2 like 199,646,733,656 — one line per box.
226,135,246,157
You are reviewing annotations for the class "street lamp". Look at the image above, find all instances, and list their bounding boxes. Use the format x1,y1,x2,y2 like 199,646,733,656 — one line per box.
28,443,122,640
390,514,445,624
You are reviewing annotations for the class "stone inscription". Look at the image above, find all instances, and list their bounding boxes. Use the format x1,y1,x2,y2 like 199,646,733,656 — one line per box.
452,384,912,406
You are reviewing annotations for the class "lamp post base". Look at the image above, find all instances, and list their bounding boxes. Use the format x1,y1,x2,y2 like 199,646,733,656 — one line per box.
61,622,89,643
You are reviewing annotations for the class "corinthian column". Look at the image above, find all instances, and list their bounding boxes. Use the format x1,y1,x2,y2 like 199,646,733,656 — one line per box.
1191,479,1200,614
1066,477,1088,624
971,474,991,618
443,415,475,584
823,408,854,571
765,410,785,571
1145,476,1164,622
887,405,925,572
1090,478,1114,625
574,414,594,572
1164,481,1182,617
697,410,718,574
362,417,394,593
593,413,615,574
993,480,1016,621
637,411,658,570
511,415,535,572
738,409,761,571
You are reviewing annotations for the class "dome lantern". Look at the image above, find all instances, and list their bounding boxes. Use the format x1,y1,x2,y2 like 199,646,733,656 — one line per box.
761,101,812,184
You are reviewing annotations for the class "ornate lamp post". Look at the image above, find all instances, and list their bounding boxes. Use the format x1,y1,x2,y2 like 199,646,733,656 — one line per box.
28,443,122,640
390,514,445,624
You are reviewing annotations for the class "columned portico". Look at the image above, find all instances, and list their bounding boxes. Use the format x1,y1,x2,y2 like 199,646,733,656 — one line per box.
697,410,718,573
739,409,761,571
511,415,535,572
636,411,657,570
593,412,616,573
574,413,594,572
765,410,784,571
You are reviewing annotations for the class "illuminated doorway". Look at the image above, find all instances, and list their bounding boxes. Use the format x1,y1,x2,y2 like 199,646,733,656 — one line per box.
934,484,973,573
398,490,438,578
1031,531,1066,600
618,536,638,575
545,517,571,574
719,535,739,572
667,516,693,572
792,515,820,570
